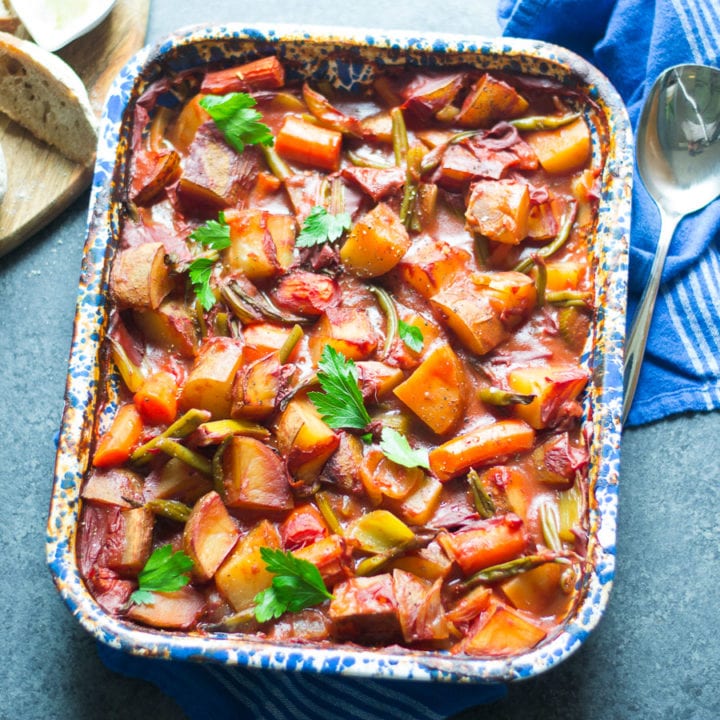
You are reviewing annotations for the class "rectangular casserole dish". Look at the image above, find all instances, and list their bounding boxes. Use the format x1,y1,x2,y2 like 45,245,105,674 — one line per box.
47,24,631,683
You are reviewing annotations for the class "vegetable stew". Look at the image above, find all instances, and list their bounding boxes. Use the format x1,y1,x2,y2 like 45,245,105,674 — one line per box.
79,53,603,657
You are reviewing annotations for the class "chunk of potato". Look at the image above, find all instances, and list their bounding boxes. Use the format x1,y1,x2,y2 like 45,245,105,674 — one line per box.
111,242,173,311
275,397,340,484
340,202,410,278
396,234,472,299
524,117,591,174
105,507,154,575
356,361,405,400
182,491,240,582
219,435,294,512
223,209,296,281
311,308,378,361
133,298,198,358
294,534,353,588
127,586,206,630
215,520,281,612
465,178,530,245
430,272,536,356
167,94,209,153
506,364,589,429
178,337,244,419
542,261,585,291
384,473,444,526
176,123,257,214
456,601,547,656
329,574,401,644
393,343,465,435
232,353,290,421
456,74,529,128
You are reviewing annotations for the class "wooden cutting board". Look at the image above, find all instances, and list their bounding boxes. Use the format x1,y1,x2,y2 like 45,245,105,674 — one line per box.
0,0,150,258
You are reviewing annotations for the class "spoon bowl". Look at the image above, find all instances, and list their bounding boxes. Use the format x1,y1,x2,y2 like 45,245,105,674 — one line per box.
623,64,720,422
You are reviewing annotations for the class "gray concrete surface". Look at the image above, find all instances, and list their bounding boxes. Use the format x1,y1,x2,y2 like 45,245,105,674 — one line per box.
1,1,719,718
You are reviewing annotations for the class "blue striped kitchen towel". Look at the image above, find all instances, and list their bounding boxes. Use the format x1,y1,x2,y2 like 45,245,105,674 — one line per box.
97,643,506,719
499,0,720,426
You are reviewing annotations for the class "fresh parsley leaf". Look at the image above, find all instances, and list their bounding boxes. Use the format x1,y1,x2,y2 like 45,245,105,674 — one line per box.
379,427,430,470
308,345,372,430
295,206,352,248
188,257,216,311
398,320,424,353
187,213,231,310
254,547,333,622
130,544,194,605
199,92,274,153
189,211,231,250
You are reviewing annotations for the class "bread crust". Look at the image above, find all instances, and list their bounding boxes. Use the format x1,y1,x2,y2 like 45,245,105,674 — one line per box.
0,31,97,164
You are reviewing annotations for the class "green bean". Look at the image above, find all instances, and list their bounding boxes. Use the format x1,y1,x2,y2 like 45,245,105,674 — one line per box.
467,468,495,519
108,337,144,393
535,260,547,305
478,386,536,406
400,145,425,231
510,112,581,132
315,491,343,536
260,144,292,181
391,106,408,167
222,281,310,325
461,553,570,589
146,498,192,523
194,419,271,445
130,408,211,464
514,200,578,273
347,149,393,169
368,285,398,359
154,438,213,476
278,324,304,364
214,312,230,337
194,297,208,337
546,290,593,309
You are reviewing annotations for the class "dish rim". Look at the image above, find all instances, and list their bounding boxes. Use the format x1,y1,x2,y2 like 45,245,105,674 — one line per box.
47,22,631,684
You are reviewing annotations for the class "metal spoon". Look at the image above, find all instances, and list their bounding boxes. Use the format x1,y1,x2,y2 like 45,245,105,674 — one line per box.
623,63,720,423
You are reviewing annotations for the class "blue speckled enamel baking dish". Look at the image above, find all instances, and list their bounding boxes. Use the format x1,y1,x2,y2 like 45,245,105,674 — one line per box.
47,24,631,683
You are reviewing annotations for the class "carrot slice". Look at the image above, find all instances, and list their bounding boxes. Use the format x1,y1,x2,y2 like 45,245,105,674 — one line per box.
201,56,285,94
428,420,535,482
275,116,342,171
133,371,178,426
93,404,144,468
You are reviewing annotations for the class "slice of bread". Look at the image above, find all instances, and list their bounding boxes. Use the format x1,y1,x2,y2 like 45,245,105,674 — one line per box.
0,31,97,164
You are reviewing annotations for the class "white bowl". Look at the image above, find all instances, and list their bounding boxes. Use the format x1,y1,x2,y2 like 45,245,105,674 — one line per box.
9,0,116,52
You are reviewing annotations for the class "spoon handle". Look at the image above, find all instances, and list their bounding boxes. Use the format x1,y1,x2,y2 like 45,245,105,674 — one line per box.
622,210,681,423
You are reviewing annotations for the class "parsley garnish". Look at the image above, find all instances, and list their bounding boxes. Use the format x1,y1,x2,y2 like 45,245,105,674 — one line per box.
379,427,430,469
189,258,216,310
130,545,194,605
199,92,274,153
398,320,424,353
187,212,232,310
190,212,231,248
295,206,352,248
308,345,372,430
254,547,333,622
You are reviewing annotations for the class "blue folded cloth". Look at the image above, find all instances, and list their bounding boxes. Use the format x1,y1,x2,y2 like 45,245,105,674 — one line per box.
98,643,505,719
499,0,720,426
